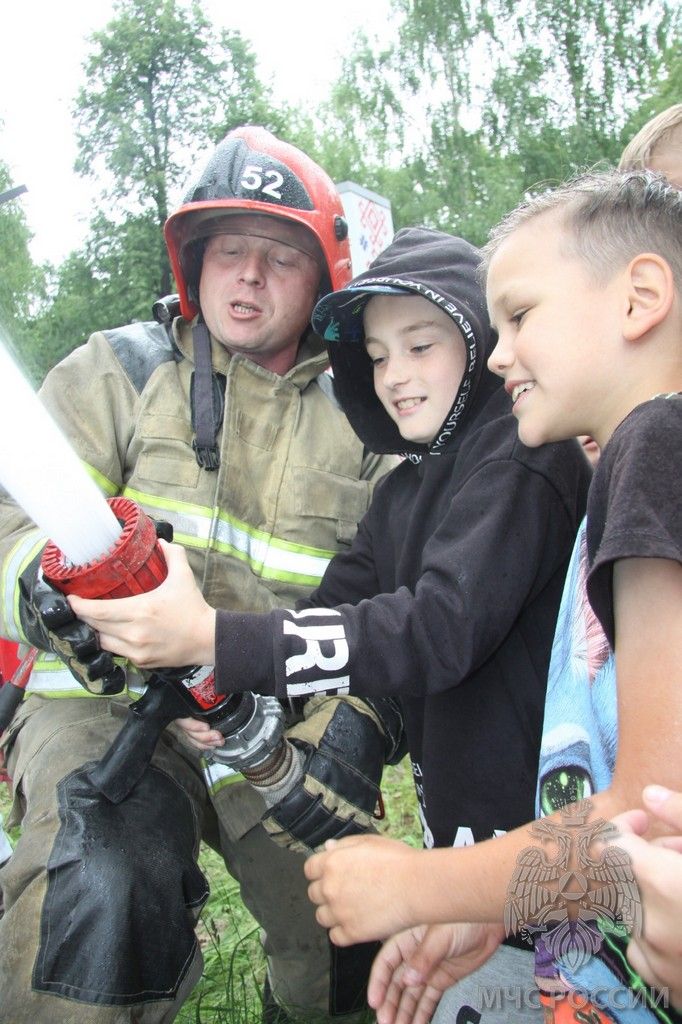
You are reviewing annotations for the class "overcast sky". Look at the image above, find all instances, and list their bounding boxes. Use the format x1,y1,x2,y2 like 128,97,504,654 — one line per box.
0,0,392,265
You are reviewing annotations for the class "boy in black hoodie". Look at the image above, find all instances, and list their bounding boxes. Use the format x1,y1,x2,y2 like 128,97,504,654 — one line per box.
73,229,591,1018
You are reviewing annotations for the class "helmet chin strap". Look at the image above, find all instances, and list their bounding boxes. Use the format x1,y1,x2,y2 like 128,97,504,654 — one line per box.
190,320,224,471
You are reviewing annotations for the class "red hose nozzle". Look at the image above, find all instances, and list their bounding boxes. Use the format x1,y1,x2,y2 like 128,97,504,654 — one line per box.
41,496,167,598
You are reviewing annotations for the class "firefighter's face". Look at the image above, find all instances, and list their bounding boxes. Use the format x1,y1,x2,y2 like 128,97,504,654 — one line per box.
199,218,322,375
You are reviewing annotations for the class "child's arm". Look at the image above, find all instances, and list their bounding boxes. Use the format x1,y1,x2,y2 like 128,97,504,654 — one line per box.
604,557,682,815
306,555,682,944
305,822,554,944
72,457,579,702
367,783,682,1024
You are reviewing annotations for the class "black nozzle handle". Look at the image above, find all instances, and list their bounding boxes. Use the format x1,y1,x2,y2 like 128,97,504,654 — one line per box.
87,669,250,804
87,681,191,803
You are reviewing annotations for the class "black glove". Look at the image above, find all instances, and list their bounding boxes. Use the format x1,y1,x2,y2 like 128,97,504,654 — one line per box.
261,695,406,853
18,551,125,695
16,518,175,696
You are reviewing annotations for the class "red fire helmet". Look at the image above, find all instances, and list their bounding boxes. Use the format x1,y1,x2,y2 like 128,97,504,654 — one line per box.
165,126,352,319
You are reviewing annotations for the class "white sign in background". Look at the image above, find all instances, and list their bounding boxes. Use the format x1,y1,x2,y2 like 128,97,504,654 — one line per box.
336,182,395,276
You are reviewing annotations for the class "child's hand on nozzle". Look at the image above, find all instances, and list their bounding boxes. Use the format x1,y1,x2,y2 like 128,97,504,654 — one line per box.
304,832,428,946
69,540,216,670
174,716,225,751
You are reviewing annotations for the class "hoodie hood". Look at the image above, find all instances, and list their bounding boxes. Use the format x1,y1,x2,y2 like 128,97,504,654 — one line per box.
312,227,500,457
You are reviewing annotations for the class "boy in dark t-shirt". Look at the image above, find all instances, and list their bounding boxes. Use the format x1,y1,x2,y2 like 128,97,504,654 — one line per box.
298,170,682,1024
529,393,682,1020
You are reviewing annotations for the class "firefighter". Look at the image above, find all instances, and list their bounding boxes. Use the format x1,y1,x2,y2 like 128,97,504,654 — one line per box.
0,127,401,1024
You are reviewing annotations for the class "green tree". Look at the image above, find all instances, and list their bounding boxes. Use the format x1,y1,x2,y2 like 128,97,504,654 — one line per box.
74,0,272,300
318,0,680,242
311,9,521,245
30,212,162,376
620,43,682,146
0,160,46,382
32,0,295,373
0,168,40,322
484,0,679,177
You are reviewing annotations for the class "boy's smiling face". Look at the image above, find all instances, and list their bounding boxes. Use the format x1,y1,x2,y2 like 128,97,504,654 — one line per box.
363,293,467,446
486,212,624,449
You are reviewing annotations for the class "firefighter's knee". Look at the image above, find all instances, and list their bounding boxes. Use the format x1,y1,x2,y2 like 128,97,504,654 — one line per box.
33,762,208,1005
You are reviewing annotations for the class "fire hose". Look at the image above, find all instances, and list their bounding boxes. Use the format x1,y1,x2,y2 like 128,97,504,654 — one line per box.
36,496,301,805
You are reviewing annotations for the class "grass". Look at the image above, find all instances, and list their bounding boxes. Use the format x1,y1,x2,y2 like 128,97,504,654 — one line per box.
0,756,420,1023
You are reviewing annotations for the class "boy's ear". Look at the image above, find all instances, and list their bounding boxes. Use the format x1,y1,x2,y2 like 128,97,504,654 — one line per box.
623,253,675,342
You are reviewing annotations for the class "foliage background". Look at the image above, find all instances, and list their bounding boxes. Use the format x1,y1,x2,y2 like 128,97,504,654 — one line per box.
0,0,679,383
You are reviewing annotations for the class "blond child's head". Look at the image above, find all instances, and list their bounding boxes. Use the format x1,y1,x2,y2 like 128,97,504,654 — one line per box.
619,103,682,187
481,169,682,289
482,169,682,451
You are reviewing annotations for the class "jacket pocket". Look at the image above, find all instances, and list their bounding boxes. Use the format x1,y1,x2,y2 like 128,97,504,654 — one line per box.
134,413,201,489
293,467,372,545
135,452,201,489
234,409,280,450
